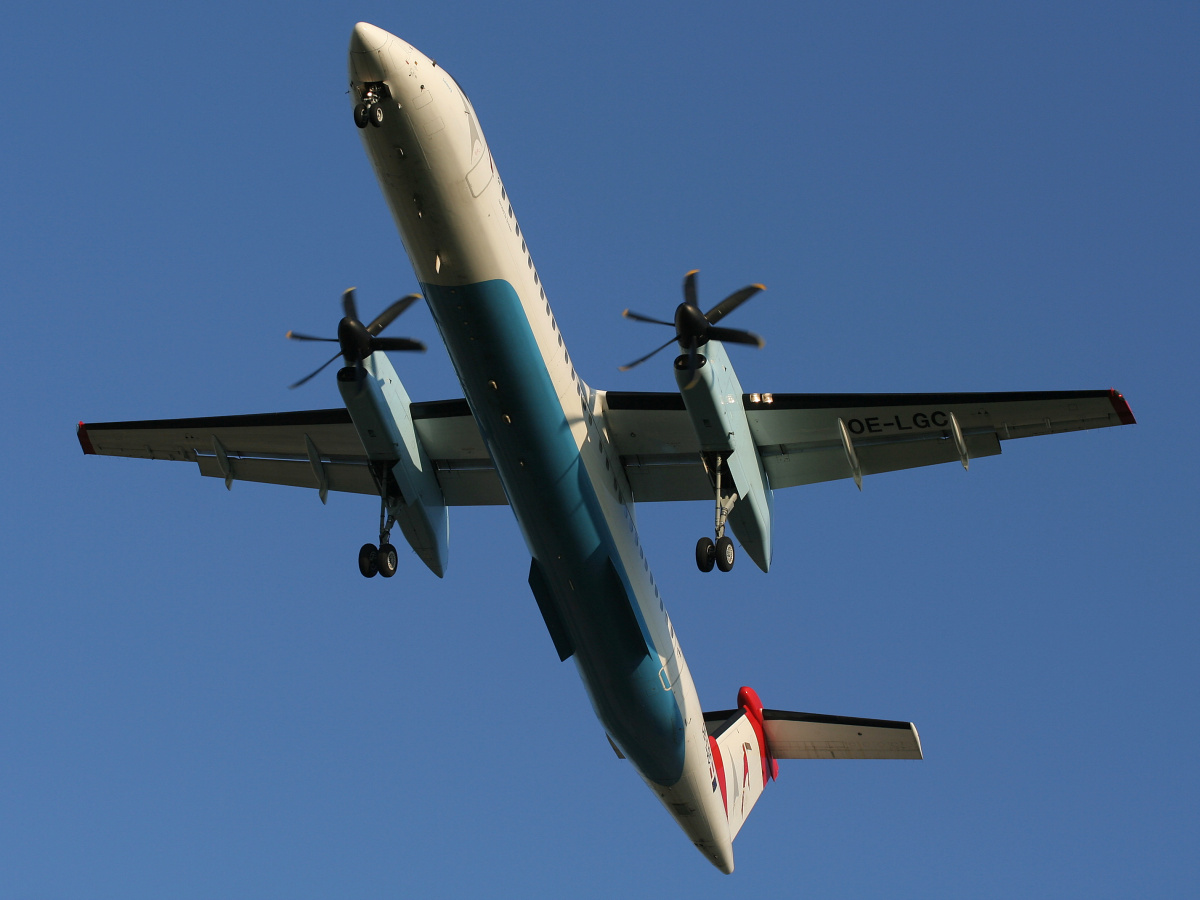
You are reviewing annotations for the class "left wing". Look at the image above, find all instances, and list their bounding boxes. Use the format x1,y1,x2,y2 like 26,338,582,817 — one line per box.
606,388,1135,500
78,401,507,505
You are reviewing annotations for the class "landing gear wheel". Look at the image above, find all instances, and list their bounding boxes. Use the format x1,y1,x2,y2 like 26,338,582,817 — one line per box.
358,543,379,578
696,536,716,573
377,543,398,578
353,103,370,128
370,104,385,127
715,536,735,572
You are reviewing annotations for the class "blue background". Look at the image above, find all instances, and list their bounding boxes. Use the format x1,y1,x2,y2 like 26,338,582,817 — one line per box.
2,2,1196,896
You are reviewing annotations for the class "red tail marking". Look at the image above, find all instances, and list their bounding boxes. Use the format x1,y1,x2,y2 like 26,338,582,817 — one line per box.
738,685,778,783
709,735,727,813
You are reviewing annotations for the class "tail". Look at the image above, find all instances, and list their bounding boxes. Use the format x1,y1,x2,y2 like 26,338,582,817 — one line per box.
704,687,923,840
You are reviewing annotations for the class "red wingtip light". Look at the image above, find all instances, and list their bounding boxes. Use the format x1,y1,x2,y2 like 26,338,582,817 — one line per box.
1109,389,1137,425
77,422,96,455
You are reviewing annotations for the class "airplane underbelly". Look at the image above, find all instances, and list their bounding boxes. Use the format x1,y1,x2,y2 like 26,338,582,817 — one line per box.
422,278,686,785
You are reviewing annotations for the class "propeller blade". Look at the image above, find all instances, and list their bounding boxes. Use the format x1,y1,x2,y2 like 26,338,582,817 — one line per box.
622,309,674,327
289,350,342,389
705,284,764,325
618,334,677,372
683,270,699,308
341,287,360,323
286,331,338,342
367,294,422,336
370,337,426,353
706,325,765,348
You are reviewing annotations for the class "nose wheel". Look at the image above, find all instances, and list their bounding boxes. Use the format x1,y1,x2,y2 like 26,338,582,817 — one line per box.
695,454,737,573
353,84,388,129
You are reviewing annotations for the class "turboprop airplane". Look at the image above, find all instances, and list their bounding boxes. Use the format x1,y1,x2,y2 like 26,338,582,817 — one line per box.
76,23,1137,873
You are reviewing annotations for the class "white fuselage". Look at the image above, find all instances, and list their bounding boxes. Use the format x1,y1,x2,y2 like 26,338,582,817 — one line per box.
348,23,735,871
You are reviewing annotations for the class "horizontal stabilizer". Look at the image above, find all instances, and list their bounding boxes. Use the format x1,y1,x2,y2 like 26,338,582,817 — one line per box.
704,708,922,760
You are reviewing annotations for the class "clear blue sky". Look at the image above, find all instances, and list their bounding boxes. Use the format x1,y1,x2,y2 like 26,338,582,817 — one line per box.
2,2,1196,897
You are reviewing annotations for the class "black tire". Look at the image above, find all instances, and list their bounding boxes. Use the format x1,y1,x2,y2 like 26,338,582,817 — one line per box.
715,536,735,572
353,103,369,128
696,537,716,573
370,104,385,127
358,543,379,578
377,543,399,578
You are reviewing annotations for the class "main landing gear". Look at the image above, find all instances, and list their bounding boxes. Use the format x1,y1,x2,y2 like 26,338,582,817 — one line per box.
359,491,399,578
695,454,737,574
353,84,387,129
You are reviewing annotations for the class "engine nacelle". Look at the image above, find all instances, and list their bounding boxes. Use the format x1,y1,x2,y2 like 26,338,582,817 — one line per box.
337,352,449,576
675,341,774,572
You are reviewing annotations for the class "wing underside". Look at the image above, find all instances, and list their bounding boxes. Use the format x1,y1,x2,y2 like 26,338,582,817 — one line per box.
606,388,1135,501
77,401,507,505
79,388,1133,504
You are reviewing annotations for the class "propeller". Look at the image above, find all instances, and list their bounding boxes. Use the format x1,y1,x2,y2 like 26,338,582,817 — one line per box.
620,270,765,389
287,288,426,388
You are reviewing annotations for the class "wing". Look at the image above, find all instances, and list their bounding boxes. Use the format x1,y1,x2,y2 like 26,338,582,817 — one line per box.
77,400,507,505
606,388,1136,500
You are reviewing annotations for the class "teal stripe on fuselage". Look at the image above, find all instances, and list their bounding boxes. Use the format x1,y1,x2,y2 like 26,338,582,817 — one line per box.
422,279,685,785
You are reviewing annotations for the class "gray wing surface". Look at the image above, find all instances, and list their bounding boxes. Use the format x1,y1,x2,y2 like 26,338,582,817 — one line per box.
605,388,1135,500
80,389,1134,504
78,401,507,505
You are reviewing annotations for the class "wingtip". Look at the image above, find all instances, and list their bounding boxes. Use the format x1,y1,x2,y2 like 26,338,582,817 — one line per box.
77,422,96,455
1109,389,1136,425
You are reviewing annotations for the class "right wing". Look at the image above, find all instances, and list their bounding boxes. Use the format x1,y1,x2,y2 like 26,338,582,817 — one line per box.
78,400,507,505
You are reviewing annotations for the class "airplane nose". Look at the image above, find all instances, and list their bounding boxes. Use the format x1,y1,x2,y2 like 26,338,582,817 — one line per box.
349,21,390,53
349,22,393,84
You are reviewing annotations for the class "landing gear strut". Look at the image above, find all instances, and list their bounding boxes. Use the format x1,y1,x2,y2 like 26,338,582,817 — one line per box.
359,487,399,578
696,454,737,573
353,84,388,129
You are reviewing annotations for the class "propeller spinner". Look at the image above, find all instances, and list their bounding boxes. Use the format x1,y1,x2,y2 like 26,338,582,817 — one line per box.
620,270,765,388
287,288,426,389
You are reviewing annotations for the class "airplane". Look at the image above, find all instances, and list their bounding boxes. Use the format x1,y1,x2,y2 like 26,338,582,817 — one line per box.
76,22,1136,873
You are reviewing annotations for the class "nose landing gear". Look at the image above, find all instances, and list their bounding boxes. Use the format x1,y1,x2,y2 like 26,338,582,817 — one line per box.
353,84,388,129
695,454,737,573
